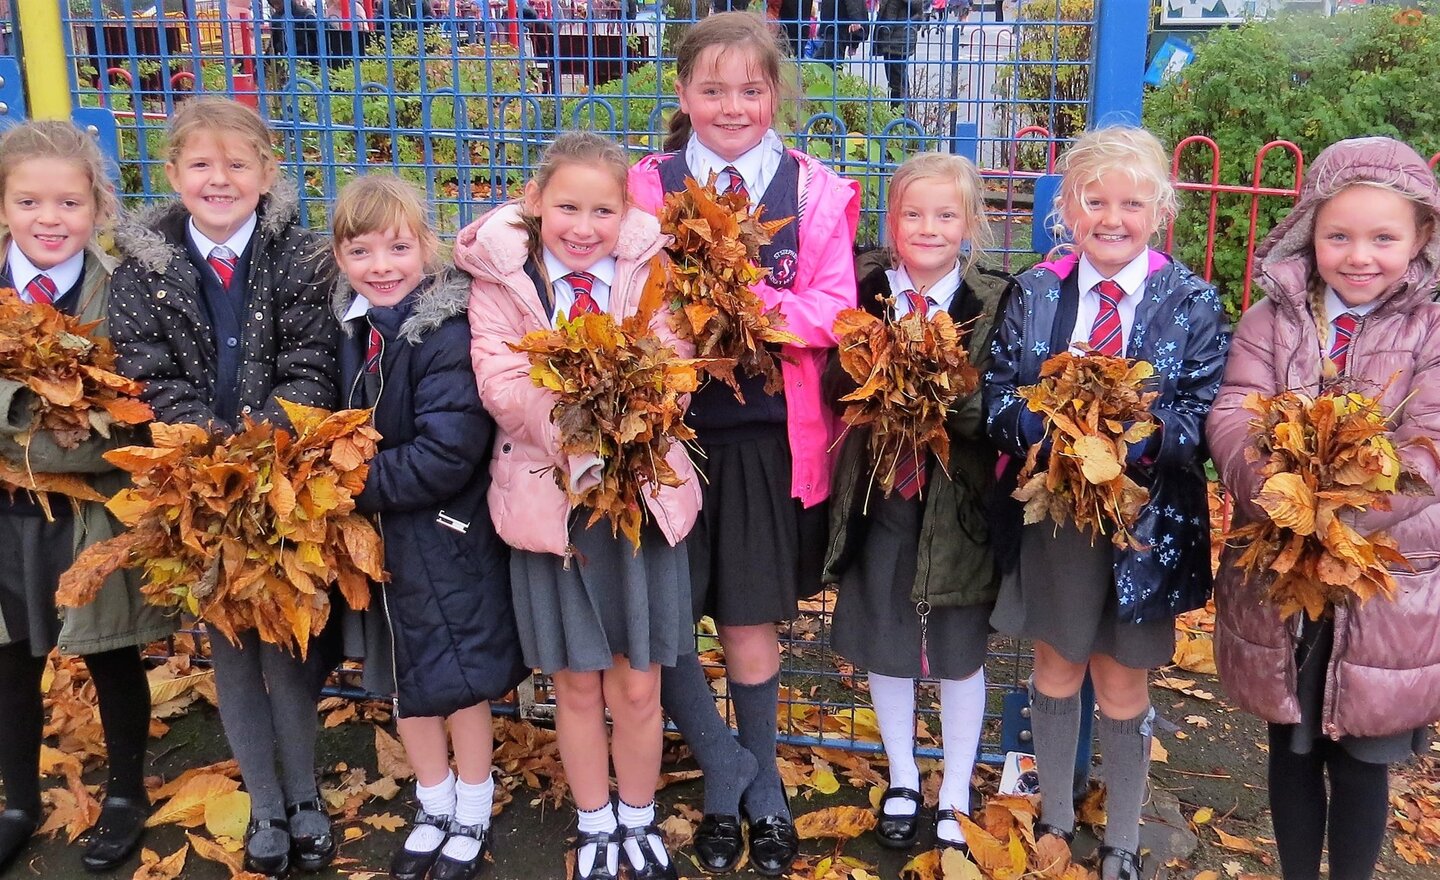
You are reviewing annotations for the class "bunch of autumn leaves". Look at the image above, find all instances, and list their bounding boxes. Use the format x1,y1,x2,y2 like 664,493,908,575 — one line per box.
0,290,382,656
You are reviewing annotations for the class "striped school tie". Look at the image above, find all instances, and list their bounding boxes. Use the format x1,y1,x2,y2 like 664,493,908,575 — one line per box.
1088,279,1125,357
24,273,57,306
892,285,938,500
903,289,931,318
1329,312,1358,372
208,246,238,289
566,272,601,320
721,165,748,200
365,327,382,374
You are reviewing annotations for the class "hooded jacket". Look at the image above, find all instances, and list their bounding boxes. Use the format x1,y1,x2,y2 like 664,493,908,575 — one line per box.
983,250,1230,623
629,148,861,507
1207,137,1440,739
107,180,340,430
0,243,174,654
454,202,702,557
334,269,529,717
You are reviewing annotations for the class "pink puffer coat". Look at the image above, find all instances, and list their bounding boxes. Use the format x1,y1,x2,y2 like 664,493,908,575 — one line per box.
456,202,702,557
1206,137,1440,739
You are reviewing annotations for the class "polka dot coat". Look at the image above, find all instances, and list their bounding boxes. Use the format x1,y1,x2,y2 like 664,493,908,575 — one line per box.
106,179,340,429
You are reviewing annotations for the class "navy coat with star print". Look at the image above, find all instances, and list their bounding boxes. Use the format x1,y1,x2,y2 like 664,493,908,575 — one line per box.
983,251,1231,624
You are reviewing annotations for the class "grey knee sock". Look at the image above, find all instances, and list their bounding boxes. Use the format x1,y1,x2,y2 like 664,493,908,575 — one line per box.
257,642,323,805
1096,706,1153,857
209,630,285,819
662,652,758,816
731,673,787,820
1029,690,1082,834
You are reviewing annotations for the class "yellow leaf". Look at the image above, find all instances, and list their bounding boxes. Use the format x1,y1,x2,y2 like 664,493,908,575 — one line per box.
1193,807,1214,826
1071,434,1123,484
203,790,251,840
941,848,986,880
1150,738,1169,764
793,805,877,840
185,832,243,874
375,726,415,780
343,826,365,842
363,813,407,832
1214,828,1264,854
147,773,240,827
131,844,188,880
810,769,841,795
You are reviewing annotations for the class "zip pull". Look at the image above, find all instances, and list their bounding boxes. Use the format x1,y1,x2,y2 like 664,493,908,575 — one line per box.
916,600,932,679
562,543,577,571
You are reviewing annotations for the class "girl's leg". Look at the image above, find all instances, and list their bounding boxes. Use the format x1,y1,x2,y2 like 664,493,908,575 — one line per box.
442,703,497,863
1267,724,1326,880
256,641,332,869
867,673,920,814
1324,747,1390,880
209,631,285,819
718,623,788,819
0,642,43,870
1029,641,1088,837
659,651,757,817
395,714,455,857
84,646,151,802
603,659,669,869
1089,653,1153,877
553,668,619,879
936,669,986,844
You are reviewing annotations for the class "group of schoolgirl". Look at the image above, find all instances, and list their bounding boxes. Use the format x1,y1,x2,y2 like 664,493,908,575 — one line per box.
2,9,1437,880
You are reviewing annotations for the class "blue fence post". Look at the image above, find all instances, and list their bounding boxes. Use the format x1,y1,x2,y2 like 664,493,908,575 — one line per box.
1090,0,1147,126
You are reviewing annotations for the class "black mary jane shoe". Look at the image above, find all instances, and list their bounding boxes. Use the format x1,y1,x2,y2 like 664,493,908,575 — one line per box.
569,828,620,880
81,796,151,872
287,799,337,873
430,821,489,880
243,817,292,877
744,813,799,877
691,814,744,874
390,807,452,880
934,809,972,859
1096,846,1143,880
873,786,923,850
0,808,38,874
621,823,678,880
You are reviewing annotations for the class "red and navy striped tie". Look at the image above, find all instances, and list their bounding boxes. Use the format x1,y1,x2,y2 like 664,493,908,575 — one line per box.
1329,312,1358,372
904,289,930,318
365,327,382,374
24,273,57,306
892,288,936,500
208,246,237,289
721,165,748,200
566,272,601,320
1088,279,1125,357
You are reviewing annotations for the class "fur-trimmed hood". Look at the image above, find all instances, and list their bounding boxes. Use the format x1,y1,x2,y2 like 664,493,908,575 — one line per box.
454,201,664,281
332,267,473,345
112,176,303,275
1255,136,1440,316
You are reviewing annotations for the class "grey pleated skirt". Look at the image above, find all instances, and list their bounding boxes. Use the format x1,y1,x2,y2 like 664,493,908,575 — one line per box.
510,518,693,675
0,512,74,655
830,492,991,681
990,522,1175,669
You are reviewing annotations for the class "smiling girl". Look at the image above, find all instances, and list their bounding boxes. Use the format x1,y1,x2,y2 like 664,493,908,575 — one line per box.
457,132,700,880
628,13,860,873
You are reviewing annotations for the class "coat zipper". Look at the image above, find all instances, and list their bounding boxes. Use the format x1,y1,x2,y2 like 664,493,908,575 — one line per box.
1320,605,1345,739
364,318,402,716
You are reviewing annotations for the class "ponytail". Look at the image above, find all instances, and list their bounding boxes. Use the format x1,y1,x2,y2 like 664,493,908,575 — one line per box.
664,110,693,154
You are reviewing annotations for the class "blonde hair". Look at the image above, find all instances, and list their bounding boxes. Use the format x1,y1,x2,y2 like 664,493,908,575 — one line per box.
664,11,795,153
1052,126,1176,249
0,120,118,231
165,95,276,170
519,132,630,255
331,173,445,272
886,152,992,276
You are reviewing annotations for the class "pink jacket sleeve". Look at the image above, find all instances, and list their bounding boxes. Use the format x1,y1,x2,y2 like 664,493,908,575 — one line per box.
468,286,563,463
1206,300,1277,522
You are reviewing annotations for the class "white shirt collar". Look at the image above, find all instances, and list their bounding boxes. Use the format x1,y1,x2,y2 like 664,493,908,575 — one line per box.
1323,286,1379,321
1077,249,1151,299
342,294,372,323
886,262,962,317
684,130,785,205
542,250,616,290
187,212,258,260
8,242,85,303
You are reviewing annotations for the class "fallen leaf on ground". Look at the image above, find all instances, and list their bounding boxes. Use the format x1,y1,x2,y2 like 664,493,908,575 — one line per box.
793,805,876,840
130,844,187,880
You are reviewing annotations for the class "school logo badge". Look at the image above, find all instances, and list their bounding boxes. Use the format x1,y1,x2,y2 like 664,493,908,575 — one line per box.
770,249,798,288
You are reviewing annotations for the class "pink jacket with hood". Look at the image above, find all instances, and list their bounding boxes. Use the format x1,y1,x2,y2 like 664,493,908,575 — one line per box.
455,202,702,557
1206,137,1440,740
629,148,861,507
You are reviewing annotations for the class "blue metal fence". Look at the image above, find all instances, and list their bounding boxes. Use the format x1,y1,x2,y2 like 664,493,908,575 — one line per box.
36,0,1144,762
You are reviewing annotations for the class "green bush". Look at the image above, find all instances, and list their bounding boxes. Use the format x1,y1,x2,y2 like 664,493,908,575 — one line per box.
1144,6,1440,319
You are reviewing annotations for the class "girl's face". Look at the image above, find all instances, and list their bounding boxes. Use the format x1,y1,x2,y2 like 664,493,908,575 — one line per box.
165,129,275,244
3,157,98,270
892,177,970,291
675,45,777,163
335,221,429,308
525,163,625,274
1062,170,1161,278
1313,184,1427,308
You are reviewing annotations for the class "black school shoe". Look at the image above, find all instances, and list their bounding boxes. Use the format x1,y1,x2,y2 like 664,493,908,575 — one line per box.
81,796,150,872
0,808,38,874
429,821,489,880
244,816,291,876
744,812,799,877
569,828,619,880
390,807,451,880
287,800,337,873
691,813,744,873
620,823,678,880
873,787,923,850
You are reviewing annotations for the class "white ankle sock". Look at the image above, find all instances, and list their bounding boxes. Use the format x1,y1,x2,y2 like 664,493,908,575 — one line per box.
440,776,493,861
617,799,668,868
576,803,619,878
936,670,986,844
405,772,455,853
869,673,920,817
